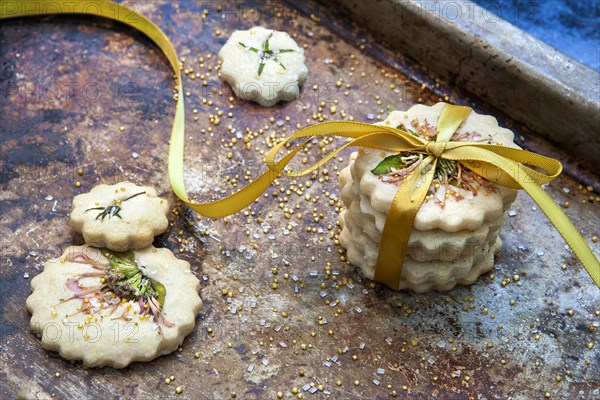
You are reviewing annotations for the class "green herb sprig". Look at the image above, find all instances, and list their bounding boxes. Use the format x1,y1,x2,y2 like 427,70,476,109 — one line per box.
105,250,167,307
85,191,146,221
239,32,294,76
371,123,488,205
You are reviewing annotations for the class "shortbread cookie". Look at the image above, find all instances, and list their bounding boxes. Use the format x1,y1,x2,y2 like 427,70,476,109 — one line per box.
344,196,506,262
338,102,519,291
26,245,201,368
341,160,508,261
345,103,519,231
340,211,502,292
218,26,308,107
70,182,169,251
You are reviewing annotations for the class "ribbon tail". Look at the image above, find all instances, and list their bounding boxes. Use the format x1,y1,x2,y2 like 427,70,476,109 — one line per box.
450,146,599,287
374,157,436,289
518,170,600,287
436,104,471,142
184,144,305,218
168,81,189,203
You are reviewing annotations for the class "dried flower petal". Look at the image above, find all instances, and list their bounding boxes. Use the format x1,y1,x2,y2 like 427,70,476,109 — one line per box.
60,248,173,328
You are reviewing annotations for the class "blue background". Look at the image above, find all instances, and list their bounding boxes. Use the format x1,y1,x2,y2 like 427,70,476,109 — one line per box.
473,0,600,71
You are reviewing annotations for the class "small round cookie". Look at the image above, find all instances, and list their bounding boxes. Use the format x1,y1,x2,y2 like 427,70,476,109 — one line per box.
26,245,202,368
218,26,308,107
70,182,169,251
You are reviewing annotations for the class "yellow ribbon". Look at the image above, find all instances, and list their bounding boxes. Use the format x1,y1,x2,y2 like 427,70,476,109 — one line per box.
3,0,598,289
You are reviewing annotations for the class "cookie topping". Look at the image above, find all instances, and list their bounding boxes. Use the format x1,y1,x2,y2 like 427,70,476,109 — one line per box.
85,191,146,221
60,250,173,329
238,32,295,76
371,118,498,207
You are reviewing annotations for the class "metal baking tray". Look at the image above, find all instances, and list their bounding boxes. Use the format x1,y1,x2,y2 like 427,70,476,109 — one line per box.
1,0,598,398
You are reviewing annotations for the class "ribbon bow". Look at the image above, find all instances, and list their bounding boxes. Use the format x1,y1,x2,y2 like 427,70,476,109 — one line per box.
3,0,598,289
175,104,599,289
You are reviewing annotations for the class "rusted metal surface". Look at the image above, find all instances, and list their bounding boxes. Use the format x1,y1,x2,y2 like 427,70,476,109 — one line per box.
0,1,598,399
